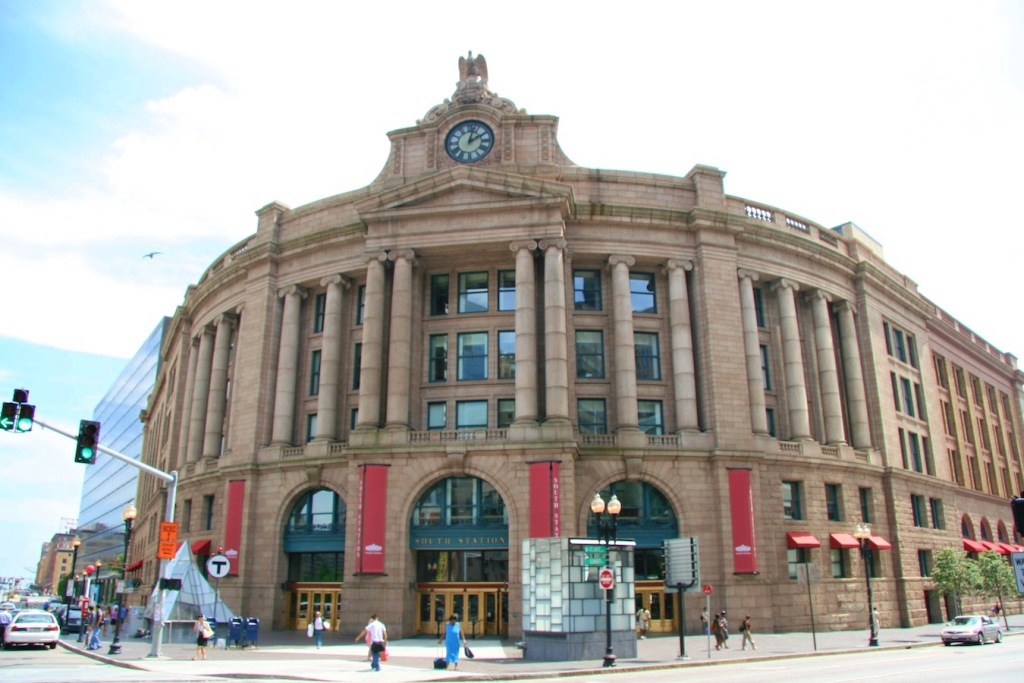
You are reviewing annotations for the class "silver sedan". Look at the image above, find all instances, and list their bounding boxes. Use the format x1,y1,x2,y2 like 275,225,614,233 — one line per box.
940,614,1003,645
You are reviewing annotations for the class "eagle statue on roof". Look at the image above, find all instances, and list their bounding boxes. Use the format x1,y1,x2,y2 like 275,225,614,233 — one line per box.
458,51,488,86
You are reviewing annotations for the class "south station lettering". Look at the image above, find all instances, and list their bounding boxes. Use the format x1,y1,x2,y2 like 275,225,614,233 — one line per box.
412,535,508,548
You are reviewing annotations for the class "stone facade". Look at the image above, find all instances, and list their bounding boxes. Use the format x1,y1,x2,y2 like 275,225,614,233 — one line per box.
131,56,1024,640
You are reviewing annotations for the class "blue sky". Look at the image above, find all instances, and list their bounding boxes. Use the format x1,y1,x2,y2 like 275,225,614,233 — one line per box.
1,0,1023,582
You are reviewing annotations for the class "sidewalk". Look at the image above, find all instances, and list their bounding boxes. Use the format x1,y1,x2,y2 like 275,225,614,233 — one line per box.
59,614,1024,682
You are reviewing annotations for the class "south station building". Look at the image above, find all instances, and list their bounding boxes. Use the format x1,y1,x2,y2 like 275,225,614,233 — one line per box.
131,55,1024,639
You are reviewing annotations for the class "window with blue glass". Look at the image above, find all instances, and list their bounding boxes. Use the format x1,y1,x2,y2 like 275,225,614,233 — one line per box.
309,349,321,396
629,272,656,313
456,400,487,429
573,269,602,311
497,398,515,428
498,331,515,379
458,272,488,313
306,413,317,442
429,335,448,382
498,270,516,311
586,481,678,547
761,345,771,390
411,477,508,529
638,399,664,435
577,399,608,434
427,402,447,430
635,332,661,380
457,332,488,380
313,293,326,333
575,330,605,379
357,285,365,325
284,489,346,563
430,274,450,316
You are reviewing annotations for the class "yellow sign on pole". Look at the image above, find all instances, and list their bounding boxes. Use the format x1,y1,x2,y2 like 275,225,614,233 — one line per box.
159,522,179,542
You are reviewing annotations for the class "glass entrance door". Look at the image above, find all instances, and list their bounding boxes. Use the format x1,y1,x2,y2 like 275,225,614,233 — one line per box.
634,580,677,634
415,585,507,637
286,586,342,630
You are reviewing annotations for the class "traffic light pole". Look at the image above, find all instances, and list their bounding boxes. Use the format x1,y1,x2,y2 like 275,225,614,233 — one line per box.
35,417,178,659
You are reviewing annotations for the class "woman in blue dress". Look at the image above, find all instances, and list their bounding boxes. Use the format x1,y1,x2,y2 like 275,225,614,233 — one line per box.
438,614,466,670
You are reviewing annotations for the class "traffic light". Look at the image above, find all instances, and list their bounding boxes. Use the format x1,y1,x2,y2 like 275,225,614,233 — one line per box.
14,403,34,433
75,420,101,465
1012,495,1024,537
0,403,16,431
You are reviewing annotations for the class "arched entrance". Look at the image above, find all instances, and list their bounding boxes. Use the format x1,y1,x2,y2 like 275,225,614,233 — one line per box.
410,476,509,637
587,480,679,634
282,488,346,630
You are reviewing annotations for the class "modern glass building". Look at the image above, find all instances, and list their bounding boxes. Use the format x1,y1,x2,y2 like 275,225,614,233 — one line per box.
77,318,169,567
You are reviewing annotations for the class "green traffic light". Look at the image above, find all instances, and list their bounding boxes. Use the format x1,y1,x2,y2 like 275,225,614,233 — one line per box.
16,417,32,432
81,447,94,461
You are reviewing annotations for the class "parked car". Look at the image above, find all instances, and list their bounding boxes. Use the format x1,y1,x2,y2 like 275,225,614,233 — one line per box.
940,615,1003,645
60,607,83,634
3,609,60,649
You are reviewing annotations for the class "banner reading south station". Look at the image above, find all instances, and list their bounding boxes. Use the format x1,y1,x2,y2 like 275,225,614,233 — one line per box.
528,461,561,538
356,464,389,574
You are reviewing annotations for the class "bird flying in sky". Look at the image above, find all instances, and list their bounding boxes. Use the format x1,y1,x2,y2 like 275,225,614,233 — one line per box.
142,252,163,259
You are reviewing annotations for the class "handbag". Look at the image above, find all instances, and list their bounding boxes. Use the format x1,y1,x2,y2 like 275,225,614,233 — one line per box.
203,625,214,639
306,624,314,638
371,641,386,653
464,645,475,659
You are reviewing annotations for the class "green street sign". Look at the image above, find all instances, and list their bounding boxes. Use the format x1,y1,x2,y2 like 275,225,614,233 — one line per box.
583,557,608,566
583,546,608,555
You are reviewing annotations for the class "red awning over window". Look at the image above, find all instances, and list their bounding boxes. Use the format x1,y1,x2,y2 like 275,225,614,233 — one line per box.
962,539,986,553
867,535,892,550
996,542,1015,555
829,533,859,549
787,532,821,549
191,540,212,555
980,540,1000,551
125,559,144,572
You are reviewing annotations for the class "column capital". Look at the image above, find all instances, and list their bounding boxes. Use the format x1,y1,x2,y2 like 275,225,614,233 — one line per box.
770,278,800,293
665,259,693,273
278,284,309,299
539,238,567,251
363,250,389,264
737,268,759,282
834,300,857,315
320,273,353,289
387,249,417,265
509,240,538,253
215,312,238,328
607,254,635,268
804,289,832,304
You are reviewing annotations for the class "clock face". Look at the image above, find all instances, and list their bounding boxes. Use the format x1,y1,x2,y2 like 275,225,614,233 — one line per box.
445,120,494,163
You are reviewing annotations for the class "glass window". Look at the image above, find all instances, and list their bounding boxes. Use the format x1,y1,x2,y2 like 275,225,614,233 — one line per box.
918,550,932,577
901,377,915,417
457,332,488,380
830,548,846,578
859,487,872,523
313,293,326,333
575,330,605,379
573,269,602,311
352,343,361,390
203,495,215,531
430,274,450,316
788,548,807,580
629,272,656,313
929,498,945,530
638,400,664,435
498,270,516,311
456,400,487,429
766,408,776,437
427,402,446,430
306,413,317,442
761,345,771,390
498,331,515,379
635,332,661,381
909,433,923,472
458,272,488,313
450,478,475,525
429,335,448,382
412,477,508,530
753,287,765,328
911,494,926,527
309,349,321,396
825,484,841,522
357,285,365,325
497,399,515,428
783,481,802,520
577,399,607,434
287,488,346,533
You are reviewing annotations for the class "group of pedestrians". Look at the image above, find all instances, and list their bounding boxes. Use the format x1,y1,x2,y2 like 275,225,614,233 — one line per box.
701,608,756,650
80,603,122,650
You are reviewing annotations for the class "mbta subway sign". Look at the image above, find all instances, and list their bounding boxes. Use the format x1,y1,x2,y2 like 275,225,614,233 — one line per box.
1012,552,1024,594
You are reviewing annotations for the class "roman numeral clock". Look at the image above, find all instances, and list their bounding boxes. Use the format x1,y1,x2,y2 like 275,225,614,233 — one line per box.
445,120,494,163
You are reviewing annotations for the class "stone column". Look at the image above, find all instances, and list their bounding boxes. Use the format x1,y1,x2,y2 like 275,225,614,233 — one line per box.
738,270,769,434
186,325,216,461
772,279,811,440
836,301,872,448
807,290,845,444
540,239,570,422
271,285,307,444
608,255,639,431
385,250,416,429
511,241,538,424
666,260,699,432
176,336,200,469
356,252,389,429
203,313,236,457
315,274,350,442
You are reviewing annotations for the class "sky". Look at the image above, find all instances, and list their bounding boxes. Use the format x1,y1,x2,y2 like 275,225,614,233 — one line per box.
1,0,1022,582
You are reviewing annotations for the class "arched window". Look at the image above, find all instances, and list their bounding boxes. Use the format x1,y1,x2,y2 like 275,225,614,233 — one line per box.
283,489,346,581
997,521,1008,543
961,516,972,539
412,477,507,529
288,489,346,534
980,518,991,541
587,481,678,580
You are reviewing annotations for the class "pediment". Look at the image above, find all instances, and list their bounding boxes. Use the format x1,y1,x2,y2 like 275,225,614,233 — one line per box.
354,167,575,220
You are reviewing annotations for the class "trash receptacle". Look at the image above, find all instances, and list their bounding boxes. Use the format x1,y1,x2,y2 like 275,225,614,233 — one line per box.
244,617,259,648
228,617,243,647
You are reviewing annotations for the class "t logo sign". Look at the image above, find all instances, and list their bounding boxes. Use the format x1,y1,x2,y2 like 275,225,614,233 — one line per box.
206,553,230,579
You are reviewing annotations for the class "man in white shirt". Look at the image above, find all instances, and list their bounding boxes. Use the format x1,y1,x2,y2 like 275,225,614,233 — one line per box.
355,614,388,671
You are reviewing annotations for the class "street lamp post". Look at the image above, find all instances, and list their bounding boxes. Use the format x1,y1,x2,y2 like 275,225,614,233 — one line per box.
853,523,879,647
591,492,622,668
108,503,136,655
65,536,81,610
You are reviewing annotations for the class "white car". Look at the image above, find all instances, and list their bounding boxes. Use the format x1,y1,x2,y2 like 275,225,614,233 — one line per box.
3,609,60,649
940,614,1003,645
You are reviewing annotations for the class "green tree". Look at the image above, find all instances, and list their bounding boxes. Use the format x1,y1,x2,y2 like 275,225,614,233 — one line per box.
931,547,981,616
976,550,1016,629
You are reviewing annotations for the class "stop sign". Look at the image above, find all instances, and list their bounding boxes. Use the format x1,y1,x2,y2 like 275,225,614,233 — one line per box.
702,584,713,595
599,568,615,590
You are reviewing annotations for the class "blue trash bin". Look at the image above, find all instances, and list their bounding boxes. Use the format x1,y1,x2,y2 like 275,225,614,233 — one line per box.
228,618,243,647
244,617,259,648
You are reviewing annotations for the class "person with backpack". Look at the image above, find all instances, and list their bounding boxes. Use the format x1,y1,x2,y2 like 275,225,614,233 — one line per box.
740,614,756,650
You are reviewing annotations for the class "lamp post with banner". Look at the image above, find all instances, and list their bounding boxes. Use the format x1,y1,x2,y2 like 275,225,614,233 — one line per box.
108,502,136,655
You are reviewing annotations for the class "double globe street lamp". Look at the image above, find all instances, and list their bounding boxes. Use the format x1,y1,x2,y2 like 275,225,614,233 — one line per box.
853,522,879,647
591,493,622,668
66,536,81,610
108,502,137,655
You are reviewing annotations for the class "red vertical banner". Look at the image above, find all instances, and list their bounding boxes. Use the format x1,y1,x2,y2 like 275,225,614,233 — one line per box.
223,480,246,575
529,461,561,537
728,468,758,574
356,464,389,574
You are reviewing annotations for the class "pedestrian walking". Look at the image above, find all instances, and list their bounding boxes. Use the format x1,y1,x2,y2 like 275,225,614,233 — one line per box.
718,611,730,648
0,604,12,642
311,610,326,649
711,613,724,650
636,606,651,639
88,606,103,649
101,604,110,636
193,614,212,660
355,614,388,672
740,615,756,650
438,614,466,670
700,607,709,635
